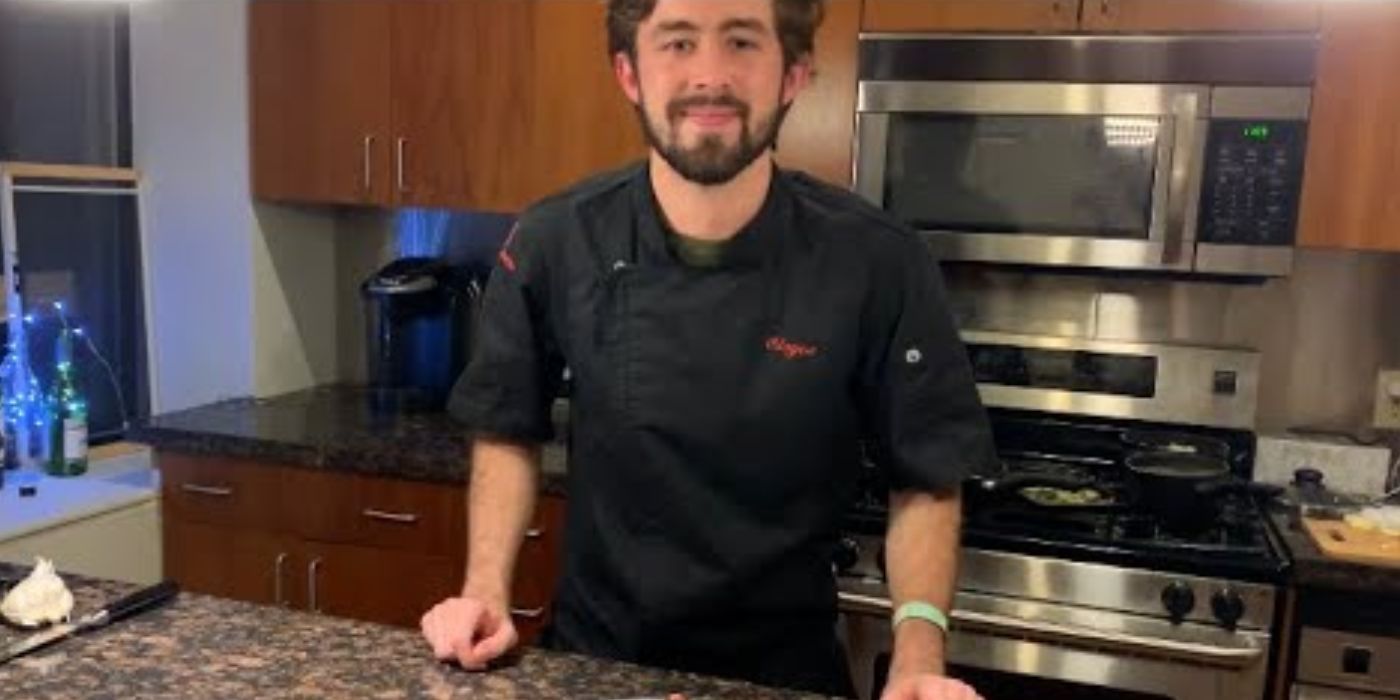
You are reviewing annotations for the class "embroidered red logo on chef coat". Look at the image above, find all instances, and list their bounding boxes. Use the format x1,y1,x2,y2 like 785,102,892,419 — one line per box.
765,336,819,360
498,224,520,273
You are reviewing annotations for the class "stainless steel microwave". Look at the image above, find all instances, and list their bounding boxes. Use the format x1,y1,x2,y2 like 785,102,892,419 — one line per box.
854,35,1318,277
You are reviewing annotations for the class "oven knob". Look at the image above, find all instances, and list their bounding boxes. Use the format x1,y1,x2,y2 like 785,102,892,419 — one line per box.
1211,588,1246,630
1161,582,1196,623
833,537,861,573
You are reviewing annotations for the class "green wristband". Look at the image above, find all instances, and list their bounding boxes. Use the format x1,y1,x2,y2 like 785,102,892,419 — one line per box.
892,601,950,634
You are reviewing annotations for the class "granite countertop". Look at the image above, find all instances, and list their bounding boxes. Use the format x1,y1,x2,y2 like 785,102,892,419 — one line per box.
129,385,567,493
0,564,829,700
1268,505,1400,595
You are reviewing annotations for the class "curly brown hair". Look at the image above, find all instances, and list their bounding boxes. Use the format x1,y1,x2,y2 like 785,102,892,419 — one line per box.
606,0,826,69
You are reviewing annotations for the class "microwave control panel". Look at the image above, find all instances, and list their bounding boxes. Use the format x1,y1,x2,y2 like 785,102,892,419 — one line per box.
1197,120,1308,247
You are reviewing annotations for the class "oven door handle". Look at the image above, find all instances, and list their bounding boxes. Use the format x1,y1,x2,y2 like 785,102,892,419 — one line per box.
838,592,1264,668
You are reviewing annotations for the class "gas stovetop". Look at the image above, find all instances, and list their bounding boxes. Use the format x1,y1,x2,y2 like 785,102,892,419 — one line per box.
843,412,1291,584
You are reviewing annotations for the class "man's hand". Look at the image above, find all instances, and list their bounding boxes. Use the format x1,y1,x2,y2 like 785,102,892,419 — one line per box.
880,673,983,700
420,593,519,670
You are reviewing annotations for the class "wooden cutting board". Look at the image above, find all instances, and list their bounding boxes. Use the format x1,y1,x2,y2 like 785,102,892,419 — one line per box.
1303,517,1400,568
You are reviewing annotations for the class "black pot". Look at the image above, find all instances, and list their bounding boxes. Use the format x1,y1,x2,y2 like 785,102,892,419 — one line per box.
1125,452,1238,532
1121,430,1230,460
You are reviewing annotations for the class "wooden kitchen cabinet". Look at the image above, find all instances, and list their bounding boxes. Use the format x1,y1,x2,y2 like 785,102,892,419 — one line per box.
776,0,863,187
250,0,643,211
299,541,460,628
521,0,646,201
249,0,392,205
163,520,291,607
866,0,1318,33
390,0,536,210
1082,0,1321,33
511,494,567,643
1297,1,1400,251
159,452,569,641
863,0,1079,33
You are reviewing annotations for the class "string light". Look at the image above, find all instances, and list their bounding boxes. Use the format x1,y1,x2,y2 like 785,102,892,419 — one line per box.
2,297,121,466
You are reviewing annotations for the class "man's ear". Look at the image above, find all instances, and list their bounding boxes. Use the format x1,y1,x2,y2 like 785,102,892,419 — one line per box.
614,52,642,106
780,55,814,108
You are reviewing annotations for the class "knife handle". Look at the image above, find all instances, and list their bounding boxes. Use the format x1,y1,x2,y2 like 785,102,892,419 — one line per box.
93,580,180,627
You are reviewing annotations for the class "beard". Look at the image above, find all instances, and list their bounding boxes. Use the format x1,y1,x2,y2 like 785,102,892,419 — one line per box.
636,90,788,186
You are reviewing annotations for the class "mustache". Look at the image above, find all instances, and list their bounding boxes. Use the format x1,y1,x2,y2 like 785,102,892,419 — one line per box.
666,94,751,121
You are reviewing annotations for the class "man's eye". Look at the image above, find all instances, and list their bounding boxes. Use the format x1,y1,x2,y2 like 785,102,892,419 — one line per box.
664,39,695,53
730,37,758,50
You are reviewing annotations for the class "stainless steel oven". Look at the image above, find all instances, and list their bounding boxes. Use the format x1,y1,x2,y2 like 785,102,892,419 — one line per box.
839,552,1278,700
853,35,1317,277
835,334,1285,700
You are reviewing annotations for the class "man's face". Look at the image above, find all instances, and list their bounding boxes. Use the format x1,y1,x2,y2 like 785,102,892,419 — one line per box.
615,0,811,186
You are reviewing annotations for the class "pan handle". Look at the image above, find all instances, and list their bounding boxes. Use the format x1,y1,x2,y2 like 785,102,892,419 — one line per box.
976,473,1092,494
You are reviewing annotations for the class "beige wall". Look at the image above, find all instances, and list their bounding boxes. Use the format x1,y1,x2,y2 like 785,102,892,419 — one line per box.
251,204,341,397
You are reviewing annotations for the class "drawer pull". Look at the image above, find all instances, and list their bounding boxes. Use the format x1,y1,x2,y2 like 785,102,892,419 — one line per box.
273,552,288,607
362,508,420,525
181,483,233,497
308,557,323,613
510,606,546,620
524,527,545,539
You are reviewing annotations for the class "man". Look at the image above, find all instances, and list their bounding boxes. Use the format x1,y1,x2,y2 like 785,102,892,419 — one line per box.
420,1,993,698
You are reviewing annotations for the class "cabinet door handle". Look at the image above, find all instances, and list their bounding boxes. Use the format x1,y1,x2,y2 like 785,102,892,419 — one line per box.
524,527,545,539
361,134,375,193
273,552,288,607
510,606,546,620
180,483,233,498
308,557,323,613
395,136,408,194
362,508,420,525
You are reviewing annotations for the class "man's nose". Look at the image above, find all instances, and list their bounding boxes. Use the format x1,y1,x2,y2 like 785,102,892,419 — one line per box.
688,38,735,94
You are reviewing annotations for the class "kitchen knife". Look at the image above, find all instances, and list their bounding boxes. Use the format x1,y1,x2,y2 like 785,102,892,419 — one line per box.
0,580,179,665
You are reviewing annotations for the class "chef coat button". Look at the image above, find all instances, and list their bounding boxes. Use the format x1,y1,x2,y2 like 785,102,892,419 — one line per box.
905,348,923,365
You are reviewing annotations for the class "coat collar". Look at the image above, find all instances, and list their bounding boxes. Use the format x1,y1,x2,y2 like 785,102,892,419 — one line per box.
629,162,795,270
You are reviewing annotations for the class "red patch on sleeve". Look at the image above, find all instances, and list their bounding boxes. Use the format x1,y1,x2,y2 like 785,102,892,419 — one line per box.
498,224,520,272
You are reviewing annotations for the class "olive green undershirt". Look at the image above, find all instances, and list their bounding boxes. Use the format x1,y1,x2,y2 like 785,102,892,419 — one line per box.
666,230,733,269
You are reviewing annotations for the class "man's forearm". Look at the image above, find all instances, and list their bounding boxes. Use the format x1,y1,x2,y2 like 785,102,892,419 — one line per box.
885,487,963,676
463,438,541,605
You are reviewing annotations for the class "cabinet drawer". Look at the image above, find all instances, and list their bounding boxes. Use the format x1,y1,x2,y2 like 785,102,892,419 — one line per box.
281,467,464,556
512,496,566,608
354,474,464,556
159,453,282,530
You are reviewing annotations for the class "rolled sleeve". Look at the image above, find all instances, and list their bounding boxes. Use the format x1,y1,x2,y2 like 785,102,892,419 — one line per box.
447,217,563,443
860,235,995,492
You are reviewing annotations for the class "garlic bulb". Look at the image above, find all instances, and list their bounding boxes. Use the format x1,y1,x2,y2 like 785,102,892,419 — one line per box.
1,558,74,627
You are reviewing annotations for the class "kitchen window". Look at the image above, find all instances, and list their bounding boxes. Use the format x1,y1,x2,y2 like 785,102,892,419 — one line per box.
0,2,146,442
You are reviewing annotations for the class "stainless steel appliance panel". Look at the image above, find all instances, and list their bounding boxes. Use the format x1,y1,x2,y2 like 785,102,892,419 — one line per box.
962,331,1260,429
854,35,1316,277
842,605,1270,700
1297,628,1400,698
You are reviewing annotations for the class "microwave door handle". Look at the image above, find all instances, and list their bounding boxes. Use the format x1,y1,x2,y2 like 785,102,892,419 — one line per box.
1161,92,1205,266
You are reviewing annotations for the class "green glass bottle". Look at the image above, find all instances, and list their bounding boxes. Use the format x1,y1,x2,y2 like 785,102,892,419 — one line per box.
45,328,88,477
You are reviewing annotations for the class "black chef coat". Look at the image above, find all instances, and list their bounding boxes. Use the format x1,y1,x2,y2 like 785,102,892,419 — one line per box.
449,163,993,696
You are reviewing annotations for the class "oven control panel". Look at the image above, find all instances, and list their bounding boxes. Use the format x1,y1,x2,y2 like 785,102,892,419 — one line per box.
1197,119,1308,247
